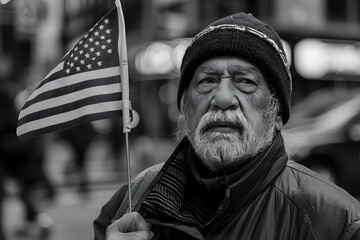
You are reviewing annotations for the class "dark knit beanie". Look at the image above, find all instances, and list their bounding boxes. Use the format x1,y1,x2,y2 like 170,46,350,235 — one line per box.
177,12,292,124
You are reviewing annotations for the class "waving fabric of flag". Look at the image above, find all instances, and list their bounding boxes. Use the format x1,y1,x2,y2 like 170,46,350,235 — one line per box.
17,7,123,141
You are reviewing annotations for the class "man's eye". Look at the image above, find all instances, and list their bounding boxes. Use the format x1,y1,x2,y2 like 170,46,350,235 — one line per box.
198,77,217,85
234,77,258,93
234,78,256,85
197,77,217,93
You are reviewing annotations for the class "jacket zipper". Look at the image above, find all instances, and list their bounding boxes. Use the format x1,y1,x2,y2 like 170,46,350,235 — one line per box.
144,206,198,226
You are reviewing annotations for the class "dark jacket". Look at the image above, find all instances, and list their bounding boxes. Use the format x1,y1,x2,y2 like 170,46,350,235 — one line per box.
94,136,360,240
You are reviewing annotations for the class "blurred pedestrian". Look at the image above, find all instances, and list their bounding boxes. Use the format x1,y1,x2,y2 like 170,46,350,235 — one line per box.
59,122,97,193
0,158,5,240
94,13,360,240
0,62,55,239
106,118,124,170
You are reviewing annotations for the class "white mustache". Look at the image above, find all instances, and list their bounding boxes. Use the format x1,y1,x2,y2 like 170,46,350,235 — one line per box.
199,110,247,134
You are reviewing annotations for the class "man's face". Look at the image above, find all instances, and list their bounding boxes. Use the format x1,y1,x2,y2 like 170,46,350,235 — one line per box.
177,57,283,171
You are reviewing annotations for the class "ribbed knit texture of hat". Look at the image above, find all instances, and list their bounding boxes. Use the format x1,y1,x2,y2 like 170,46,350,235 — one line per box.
177,13,292,124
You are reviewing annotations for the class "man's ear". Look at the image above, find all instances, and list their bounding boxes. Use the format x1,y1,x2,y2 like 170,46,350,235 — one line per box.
275,114,283,131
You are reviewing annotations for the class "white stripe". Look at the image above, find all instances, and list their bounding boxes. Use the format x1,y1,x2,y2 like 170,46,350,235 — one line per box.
44,62,64,80
27,66,120,102
17,100,123,136
19,83,121,119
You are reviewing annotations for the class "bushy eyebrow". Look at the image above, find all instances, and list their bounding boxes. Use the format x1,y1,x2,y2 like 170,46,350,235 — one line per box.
197,64,220,75
198,64,259,74
196,61,263,78
228,65,260,75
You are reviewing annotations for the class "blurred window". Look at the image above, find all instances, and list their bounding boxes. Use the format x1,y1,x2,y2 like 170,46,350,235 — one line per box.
154,0,191,39
326,0,347,21
348,117,360,141
246,0,274,19
326,0,360,23
293,96,346,119
289,89,360,126
285,89,360,131
358,0,360,23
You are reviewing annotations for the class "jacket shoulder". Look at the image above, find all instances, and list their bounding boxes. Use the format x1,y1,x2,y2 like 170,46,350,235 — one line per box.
93,162,165,240
282,160,358,203
93,185,128,240
273,160,360,239
111,162,165,221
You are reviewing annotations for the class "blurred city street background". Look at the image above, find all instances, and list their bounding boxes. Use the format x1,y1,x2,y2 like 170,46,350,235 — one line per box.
1,0,360,239
3,133,177,240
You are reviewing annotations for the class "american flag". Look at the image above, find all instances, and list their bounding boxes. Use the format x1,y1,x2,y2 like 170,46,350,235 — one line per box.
17,7,124,141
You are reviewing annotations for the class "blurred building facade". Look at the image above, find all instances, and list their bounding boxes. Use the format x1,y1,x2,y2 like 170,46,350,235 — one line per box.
1,0,360,138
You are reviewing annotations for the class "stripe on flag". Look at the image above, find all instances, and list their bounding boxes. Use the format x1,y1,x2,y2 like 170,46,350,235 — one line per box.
22,75,120,110
25,66,120,104
18,87,121,126
17,101,123,139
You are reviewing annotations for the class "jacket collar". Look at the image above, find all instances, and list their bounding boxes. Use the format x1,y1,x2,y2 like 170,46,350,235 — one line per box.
188,133,288,215
140,134,288,228
225,133,288,213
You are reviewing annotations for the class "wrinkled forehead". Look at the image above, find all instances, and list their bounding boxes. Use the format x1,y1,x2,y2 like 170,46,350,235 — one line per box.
194,57,262,74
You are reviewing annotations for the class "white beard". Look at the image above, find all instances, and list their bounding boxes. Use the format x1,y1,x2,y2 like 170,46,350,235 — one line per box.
176,96,279,171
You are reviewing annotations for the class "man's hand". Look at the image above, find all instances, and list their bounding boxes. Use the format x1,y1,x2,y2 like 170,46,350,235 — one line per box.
106,212,154,240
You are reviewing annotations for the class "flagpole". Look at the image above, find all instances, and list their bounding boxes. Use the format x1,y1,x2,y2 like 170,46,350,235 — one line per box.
115,0,133,212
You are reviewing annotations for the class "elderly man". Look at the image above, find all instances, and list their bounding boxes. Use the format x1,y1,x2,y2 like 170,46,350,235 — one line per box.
94,13,360,240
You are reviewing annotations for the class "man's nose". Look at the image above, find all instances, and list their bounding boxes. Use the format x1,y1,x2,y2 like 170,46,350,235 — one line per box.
210,79,239,110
